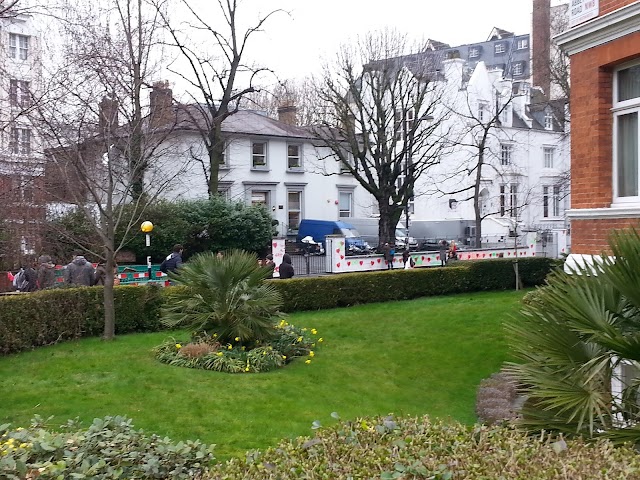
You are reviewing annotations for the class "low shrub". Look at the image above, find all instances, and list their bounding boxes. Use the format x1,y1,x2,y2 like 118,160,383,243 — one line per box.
272,257,557,312
0,285,164,355
207,415,640,479
154,320,321,373
0,415,214,479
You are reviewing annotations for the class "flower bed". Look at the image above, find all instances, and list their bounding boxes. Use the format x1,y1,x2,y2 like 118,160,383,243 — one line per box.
154,320,322,373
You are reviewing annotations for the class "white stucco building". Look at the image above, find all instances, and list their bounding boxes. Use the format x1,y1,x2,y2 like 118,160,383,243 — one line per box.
155,101,371,237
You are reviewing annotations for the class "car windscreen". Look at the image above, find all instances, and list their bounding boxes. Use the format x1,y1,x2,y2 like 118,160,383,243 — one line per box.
340,228,360,238
396,228,408,237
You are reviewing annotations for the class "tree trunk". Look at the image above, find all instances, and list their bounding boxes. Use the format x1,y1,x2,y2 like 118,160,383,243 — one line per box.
103,248,116,340
377,200,402,248
207,122,224,197
474,148,485,248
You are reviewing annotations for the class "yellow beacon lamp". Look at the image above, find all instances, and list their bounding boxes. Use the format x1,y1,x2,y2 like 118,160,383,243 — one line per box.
141,221,154,281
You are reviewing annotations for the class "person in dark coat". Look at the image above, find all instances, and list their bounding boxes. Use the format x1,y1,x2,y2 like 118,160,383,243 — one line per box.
63,253,95,286
160,244,183,274
37,255,56,289
438,240,449,267
382,243,394,270
263,254,276,277
279,253,294,279
22,261,38,292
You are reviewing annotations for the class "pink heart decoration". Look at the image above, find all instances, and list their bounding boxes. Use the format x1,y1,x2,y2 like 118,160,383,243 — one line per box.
347,261,351,266
370,261,375,265
421,256,425,260
507,252,511,256
482,254,486,258
359,261,363,265
377,259,381,263
340,255,344,260
336,263,341,268
532,253,535,256
427,257,431,262
336,248,340,253
530,244,534,248
272,243,277,248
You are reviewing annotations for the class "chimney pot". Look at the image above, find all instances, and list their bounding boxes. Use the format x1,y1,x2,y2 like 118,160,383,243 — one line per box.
277,105,297,126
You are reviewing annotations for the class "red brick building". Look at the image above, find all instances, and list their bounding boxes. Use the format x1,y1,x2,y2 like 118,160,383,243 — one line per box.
556,0,640,255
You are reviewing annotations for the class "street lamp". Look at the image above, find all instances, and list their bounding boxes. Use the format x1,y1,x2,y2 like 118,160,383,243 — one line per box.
141,221,154,283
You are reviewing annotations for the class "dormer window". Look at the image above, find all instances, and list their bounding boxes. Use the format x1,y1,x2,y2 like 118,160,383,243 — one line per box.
469,47,480,58
513,62,524,76
544,112,553,130
517,39,528,50
495,43,506,54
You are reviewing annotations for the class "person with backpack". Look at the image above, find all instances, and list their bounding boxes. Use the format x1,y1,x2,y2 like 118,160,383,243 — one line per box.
160,244,183,275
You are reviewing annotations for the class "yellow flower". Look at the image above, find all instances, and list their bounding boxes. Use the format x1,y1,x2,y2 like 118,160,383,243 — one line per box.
241,346,246,351
311,329,317,335
318,338,324,343
297,336,303,343
212,333,218,338
282,355,287,360
305,359,311,364
19,443,28,448
302,328,307,331
235,337,240,341
309,351,315,357
227,344,232,350
311,343,316,347
217,352,223,357
175,343,182,349
245,367,250,372
262,351,267,356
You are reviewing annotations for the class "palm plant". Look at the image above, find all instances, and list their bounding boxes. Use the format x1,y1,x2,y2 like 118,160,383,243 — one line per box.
161,250,283,344
506,228,640,445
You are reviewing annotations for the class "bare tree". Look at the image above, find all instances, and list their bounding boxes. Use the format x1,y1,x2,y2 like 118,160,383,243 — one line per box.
550,3,570,102
36,0,182,339
154,0,282,196
243,77,331,126
310,31,449,245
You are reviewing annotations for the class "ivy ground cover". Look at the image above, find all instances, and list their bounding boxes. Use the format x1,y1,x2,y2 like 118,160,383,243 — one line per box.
0,290,523,460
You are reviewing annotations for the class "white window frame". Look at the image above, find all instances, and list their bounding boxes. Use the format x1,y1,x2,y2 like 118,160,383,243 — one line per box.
478,101,488,122
613,61,640,204
500,143,512,166
9,34,28,60
338,189,353,218
286,189,303,231
543,146,555,168
340,152,354,174
513,62,523,76
544,112,554,130
517,39,528,50
543,185,562,218
500,183,518,217
9,79,29,107
469,47,480,58
287,143,302,169
10,127,31,155
250,190,270,207
251,141,268,169
494,43,505,54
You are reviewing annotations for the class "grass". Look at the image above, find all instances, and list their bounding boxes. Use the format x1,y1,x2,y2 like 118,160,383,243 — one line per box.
0,290,526,460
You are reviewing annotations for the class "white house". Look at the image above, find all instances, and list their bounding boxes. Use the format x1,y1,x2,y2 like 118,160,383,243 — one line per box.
152,93,372,237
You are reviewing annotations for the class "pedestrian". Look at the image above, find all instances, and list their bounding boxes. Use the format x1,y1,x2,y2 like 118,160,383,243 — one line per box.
63,252,95,286
20,261,38,292
263,254,275,276
382,242,394,270
448,240,458,262
402,250,415,269
93,262,119,286
160,244,184,274
438,240,449,267
36,255,56,289
279,253,294,279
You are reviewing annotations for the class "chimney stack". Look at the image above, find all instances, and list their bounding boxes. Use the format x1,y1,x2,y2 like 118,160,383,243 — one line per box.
99,96,119,134
149,81,174,129
277,105,297,126
532,0,551,101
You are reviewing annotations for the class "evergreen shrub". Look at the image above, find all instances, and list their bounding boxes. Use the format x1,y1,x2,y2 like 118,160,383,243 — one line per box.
0,285,164,355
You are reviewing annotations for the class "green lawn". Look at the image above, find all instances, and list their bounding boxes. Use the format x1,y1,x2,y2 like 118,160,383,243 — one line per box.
0,290,525,460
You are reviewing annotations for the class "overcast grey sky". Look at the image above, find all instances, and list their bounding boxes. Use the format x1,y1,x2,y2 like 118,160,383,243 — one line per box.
220,0,566,81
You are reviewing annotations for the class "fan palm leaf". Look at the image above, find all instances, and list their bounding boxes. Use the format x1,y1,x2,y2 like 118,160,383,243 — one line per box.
162,250,283,343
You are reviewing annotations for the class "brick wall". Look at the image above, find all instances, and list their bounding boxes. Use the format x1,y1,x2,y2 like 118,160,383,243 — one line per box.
600,0,639,16
572,218,640,253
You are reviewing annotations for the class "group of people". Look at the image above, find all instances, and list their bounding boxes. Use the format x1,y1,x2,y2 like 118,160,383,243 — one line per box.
8,253,121,292
258,253,294,279
381,239,458,270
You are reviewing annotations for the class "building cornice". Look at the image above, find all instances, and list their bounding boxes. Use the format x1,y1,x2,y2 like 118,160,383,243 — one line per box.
567,206,640,219
554,2,640,55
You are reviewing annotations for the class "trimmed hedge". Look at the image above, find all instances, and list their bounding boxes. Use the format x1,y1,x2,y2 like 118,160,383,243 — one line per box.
0,285,164,355
272,257,558,312
0,258,556,355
